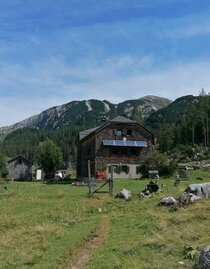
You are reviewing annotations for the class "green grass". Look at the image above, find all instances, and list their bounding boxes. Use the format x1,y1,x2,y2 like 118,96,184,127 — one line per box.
87,172,210,269
0,182,103,268
0,171,210,268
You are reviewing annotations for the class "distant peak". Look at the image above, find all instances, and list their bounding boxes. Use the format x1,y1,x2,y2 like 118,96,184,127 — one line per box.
141,95,172,101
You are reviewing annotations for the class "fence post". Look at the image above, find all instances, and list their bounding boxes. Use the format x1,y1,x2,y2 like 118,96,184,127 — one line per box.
109,164,113,195
88,160,95,194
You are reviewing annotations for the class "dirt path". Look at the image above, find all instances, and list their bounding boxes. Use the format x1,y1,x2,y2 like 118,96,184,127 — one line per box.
66,195,111,269
67,215,110,269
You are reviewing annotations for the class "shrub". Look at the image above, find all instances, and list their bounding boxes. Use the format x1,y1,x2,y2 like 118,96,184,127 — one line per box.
139,151,177,177
159,161,177,177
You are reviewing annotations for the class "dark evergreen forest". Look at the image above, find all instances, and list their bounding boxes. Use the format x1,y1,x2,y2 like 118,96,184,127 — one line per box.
0,126,80,166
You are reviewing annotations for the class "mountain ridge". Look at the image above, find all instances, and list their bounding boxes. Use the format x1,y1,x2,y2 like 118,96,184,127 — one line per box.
0,95,171,137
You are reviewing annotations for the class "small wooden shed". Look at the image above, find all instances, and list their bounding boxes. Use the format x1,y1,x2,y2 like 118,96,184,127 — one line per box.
35,166,45,180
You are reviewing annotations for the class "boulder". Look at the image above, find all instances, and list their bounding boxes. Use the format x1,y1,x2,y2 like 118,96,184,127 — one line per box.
158,196,178,206
116,189,131,201
185,183,210,199
189,193,202,203
178,192,202,205
179,192,190,205
198,245,210,269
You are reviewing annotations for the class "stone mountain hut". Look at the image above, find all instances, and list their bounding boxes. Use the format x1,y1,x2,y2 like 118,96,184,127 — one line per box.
77,116,155,179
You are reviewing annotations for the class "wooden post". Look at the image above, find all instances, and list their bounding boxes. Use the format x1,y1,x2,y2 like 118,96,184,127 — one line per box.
109,164,113,195
88,160,91,180
88,160,94,194
137,177,141,197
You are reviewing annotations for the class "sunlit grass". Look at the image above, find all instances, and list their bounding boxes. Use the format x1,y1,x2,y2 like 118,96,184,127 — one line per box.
87,172,210,269
0,170,210,268
0,182,104,268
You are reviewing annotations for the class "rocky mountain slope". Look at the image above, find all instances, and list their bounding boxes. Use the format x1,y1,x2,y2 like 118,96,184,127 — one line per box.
0,95,171,137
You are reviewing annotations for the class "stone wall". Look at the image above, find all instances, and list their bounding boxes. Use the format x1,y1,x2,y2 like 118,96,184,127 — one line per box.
8,157,32,181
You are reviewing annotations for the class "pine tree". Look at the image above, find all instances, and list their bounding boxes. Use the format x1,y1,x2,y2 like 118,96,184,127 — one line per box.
130,106,144,125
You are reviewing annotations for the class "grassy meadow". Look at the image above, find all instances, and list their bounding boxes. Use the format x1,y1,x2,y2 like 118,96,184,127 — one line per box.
1,170,210,269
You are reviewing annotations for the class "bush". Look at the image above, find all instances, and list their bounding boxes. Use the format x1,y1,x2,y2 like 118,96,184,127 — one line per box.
139,151,177,177
159,161,177,177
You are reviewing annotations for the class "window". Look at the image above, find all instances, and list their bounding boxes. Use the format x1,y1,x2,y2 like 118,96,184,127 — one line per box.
122,165,129,174
122,148,127,156
122,129,127,136
112,165,121,174
110,148,117,155
127,148,132,156
110,148,138,156
109,165,117,173
109,165,130,174
114,129,133,136
108,165,122,174
127,129,132,136
18,158,22,165
131,148,138,156
115,129,122,136
136,166,142,174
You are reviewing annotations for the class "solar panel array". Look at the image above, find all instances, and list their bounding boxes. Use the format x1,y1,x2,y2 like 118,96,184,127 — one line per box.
103,140,147,147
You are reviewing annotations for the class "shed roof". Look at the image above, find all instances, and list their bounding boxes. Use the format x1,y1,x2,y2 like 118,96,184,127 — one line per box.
8,155,32,164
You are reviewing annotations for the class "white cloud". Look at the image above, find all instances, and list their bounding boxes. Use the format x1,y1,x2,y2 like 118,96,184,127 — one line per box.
160,15,210,40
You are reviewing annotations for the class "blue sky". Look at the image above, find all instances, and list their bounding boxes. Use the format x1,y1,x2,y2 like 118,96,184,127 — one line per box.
0,0,210,126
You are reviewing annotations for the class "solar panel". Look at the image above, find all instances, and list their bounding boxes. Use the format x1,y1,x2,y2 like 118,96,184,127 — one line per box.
103,140,114,146
125,141,135,147
136,141,147,147
115,140,126,146
103,140,148,148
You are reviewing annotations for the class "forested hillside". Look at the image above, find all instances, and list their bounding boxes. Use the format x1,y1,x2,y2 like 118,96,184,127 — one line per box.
0,126,80,165
146,95,199,129
151,94,210,157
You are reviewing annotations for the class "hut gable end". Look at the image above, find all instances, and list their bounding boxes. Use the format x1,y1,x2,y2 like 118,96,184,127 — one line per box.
8,155,32,181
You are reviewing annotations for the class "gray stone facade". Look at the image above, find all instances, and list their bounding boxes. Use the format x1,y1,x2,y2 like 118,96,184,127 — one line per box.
8,155,32,181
